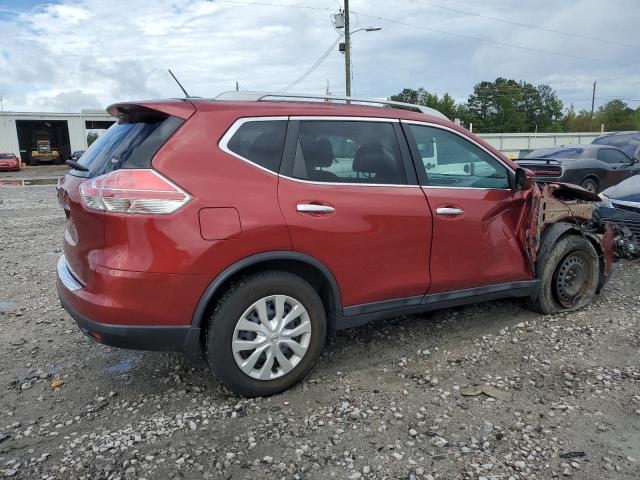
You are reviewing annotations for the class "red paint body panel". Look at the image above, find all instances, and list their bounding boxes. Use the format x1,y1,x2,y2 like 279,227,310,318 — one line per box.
278,178,432,306
423,187,533,293
199,207,242,240
57,264,210,326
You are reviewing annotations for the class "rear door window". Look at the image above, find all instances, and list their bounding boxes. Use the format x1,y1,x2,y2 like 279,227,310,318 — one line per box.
76,111,184,178
225,120,287,173
291,120,407,185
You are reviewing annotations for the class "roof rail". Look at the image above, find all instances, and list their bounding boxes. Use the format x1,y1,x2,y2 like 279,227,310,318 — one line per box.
214,91,449,120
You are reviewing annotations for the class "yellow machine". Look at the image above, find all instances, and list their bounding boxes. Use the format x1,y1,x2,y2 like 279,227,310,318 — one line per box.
30,132,60,164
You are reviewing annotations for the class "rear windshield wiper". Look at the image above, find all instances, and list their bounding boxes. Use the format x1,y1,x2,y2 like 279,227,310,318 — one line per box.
66,160,89,172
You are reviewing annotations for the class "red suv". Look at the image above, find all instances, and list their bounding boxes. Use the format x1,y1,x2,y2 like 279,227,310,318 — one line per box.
57,92,614,396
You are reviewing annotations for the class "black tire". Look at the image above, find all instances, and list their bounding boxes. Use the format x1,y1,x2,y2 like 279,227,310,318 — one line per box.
53,156,62,165
28,157,39,166
206,271,326,397
580,177,599,194
528,235,600,314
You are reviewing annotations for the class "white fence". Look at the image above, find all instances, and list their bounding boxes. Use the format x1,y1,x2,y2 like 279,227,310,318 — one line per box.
478,132,601,159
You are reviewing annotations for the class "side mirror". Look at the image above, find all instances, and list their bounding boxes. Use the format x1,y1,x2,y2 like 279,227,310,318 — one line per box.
515,167,535,190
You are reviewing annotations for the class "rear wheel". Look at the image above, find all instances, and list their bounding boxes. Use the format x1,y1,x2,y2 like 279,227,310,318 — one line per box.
206,271,326,397
528,235,600,314
580,177,598,193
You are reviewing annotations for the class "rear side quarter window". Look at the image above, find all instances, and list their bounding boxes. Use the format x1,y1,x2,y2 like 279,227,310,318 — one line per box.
224,120,287,173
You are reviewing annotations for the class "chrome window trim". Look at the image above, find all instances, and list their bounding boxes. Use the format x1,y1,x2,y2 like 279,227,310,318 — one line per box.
401,120,516,187
218,115,417,188
422,185,512,191
289,115,399,123
279,176,419,188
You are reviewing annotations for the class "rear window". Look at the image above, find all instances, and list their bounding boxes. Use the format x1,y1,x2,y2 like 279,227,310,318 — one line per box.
225,120,287,173
74,112,184,177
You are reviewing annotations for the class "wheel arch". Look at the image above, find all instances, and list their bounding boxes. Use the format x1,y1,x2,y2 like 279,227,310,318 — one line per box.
191,252,343,334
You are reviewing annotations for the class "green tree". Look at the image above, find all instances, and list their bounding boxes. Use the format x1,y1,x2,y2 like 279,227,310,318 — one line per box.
597,100,640,131
389,88,460,121
465,78,563,133
87,131,99,147
563,107,593,132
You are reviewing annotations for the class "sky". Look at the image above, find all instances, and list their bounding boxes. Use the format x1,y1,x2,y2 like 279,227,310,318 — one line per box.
0,0,638,113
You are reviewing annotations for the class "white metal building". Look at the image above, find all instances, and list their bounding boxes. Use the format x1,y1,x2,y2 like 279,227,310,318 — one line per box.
0,110,114,161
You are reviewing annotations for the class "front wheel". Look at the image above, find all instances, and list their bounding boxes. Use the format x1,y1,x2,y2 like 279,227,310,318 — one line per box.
206,271,326,397
528,235,600,314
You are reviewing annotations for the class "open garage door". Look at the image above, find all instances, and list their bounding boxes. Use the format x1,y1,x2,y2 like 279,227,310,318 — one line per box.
16,120,71,165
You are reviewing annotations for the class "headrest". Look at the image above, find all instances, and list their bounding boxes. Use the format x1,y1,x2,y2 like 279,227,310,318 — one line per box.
301,136,334,168
353,142,395,174
247,131,282,170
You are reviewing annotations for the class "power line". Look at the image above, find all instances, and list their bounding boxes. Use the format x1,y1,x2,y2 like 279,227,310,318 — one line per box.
280,34,344,92
215,0,629,65
406,0,640,49
350,10,628,66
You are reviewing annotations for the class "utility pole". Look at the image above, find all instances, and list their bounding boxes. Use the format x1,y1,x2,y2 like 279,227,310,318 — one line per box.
344,0,351,97
235,81,239,91
590,80,597,132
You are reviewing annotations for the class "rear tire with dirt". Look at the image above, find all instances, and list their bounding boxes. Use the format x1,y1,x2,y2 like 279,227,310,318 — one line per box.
205,271,327,397
580,177,599,194
528,235,600,314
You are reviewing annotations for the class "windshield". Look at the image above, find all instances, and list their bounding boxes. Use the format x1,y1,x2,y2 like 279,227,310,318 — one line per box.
0,154,15,159
75,114,183,177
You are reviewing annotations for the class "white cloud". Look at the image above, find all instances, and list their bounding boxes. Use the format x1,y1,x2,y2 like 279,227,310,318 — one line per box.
0,0,637,112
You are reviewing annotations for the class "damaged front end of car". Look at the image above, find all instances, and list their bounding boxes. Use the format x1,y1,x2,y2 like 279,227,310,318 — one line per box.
523,182,618,291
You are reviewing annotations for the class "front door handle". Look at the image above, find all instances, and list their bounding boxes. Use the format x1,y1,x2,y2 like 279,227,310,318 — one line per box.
297,203,335,214
436,207,464,215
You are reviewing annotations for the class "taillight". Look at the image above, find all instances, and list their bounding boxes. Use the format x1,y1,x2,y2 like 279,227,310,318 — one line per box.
79,169,191,214
530,166,562,176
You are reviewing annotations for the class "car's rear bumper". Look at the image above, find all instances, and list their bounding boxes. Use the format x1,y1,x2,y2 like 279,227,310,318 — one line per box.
56,255,203,358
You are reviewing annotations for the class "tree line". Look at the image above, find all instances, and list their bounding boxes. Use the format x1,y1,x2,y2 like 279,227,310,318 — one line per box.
389,78,640,134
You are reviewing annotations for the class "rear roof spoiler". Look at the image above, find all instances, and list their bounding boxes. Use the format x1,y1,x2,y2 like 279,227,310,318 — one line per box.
106,100,195,120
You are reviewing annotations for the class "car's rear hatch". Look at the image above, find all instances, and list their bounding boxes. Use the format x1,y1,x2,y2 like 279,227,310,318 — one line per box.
58,100,195,284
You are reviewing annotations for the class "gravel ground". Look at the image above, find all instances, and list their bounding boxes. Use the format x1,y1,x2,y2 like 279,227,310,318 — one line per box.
1,176,640,480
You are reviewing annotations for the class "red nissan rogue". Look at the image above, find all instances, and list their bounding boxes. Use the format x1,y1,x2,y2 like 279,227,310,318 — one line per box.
57,92,614,396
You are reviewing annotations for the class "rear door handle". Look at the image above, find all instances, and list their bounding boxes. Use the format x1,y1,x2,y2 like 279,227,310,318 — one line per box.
297,203,335,214
436,207,464,215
